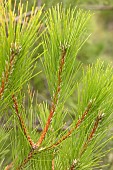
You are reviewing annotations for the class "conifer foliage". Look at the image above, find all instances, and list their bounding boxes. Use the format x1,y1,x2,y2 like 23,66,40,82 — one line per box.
0,1,113,170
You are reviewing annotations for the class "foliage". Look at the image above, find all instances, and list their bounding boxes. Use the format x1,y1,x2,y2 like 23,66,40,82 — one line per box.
0,0,43,111
0,1,113,170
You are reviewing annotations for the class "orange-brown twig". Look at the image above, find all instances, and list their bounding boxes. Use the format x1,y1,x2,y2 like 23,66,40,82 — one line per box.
69,159,77,170
0,42,21,99
17,149,55,170
17,100,92,169
0,43,23,170
16,150,34,170
16,45,67,170
4,157,18,170
80,114,103,156
36,45,67,148
52,159,55,170
49,100,92,149
52,152,55,170
69,114,103,170
12,94,36,148
4,162,13,170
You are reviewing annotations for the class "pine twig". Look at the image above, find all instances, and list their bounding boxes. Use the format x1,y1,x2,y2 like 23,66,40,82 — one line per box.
80,113,103,156
69,114,103,170
49,100,93,149
16,150,34,170
4,157,18,170
52,152,55,170
36,45,67,147
16,44,67,170
0,41,35,148
0,42,21,99
69,159,77,170
4,162,13,170
12,94,36,149
52,159,55,170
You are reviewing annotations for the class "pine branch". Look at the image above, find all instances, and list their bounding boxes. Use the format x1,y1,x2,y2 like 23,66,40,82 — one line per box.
52,152,55,170
17,148,55,170
0,41,36,149
80,113,104,156
4,157,18,170
16,150,34,170
68,113,103,170
36,45,67,147
15,45,67,169
4,162,13,170
3,2,113,169
49,100,93,149
12,94,36,149
69,159,77,170
0,42,21,99
52,158,55,170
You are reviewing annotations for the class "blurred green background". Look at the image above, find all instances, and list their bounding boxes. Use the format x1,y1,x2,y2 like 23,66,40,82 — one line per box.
11,0,113,169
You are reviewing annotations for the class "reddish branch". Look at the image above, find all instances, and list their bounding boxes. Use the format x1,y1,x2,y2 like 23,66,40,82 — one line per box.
1,42,35,147
4,162,13,170
12,94,35,148
80,114,103,156
16,150,34,170
49,100,92,149
36,46,67,147
70,159,77,170
69,114,103,170
5,150,34,170
0,43,18,99
0,42,36,169
16,45,67,169
0,42,22,99
0,42,35,147
52,159,55,170
5,149,35,170
52,152,55,170
17,149,55,170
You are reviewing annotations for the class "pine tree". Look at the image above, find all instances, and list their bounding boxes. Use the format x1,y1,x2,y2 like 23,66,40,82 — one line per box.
0,1,113,170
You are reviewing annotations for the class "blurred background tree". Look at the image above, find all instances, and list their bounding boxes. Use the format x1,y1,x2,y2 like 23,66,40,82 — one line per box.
9,0,113,169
